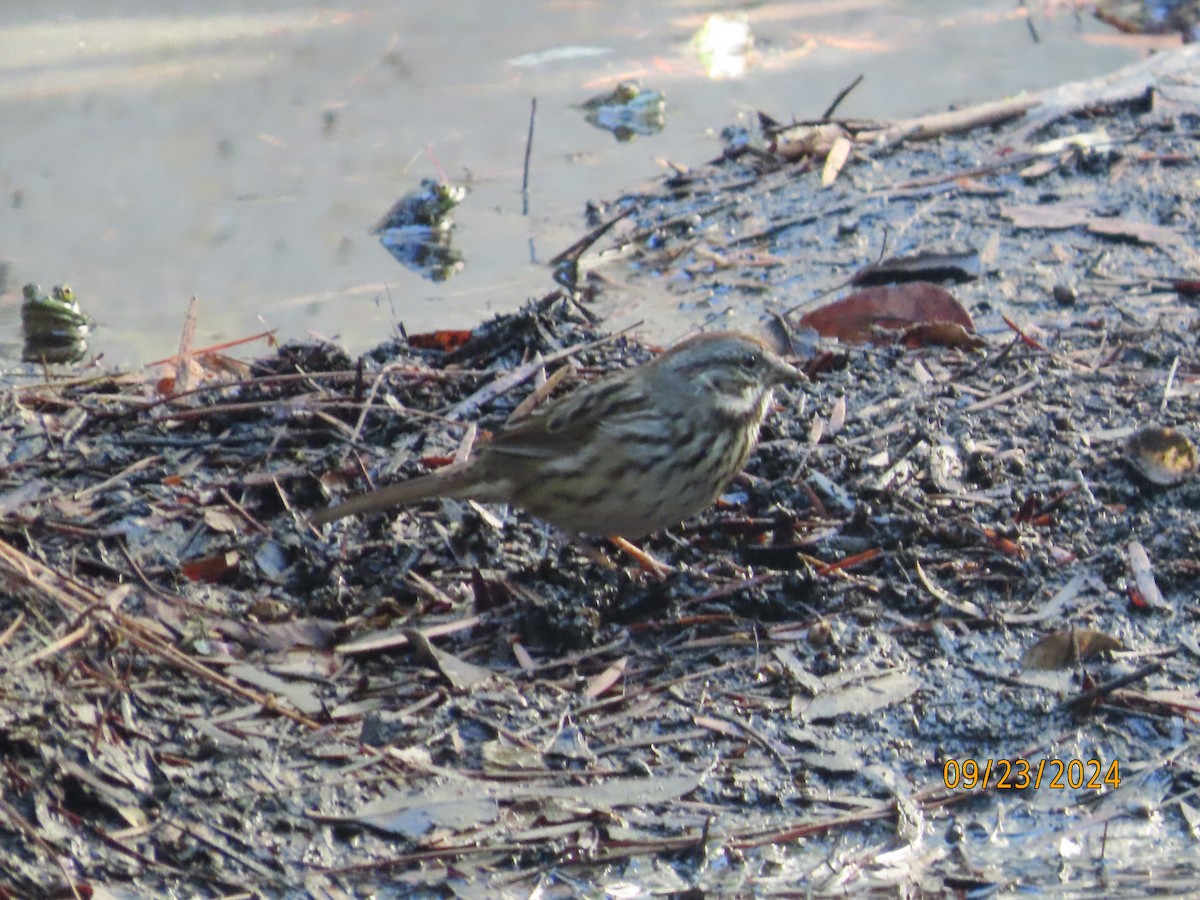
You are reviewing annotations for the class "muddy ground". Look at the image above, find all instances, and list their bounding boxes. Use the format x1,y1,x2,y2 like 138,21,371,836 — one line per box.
2,47,1200,899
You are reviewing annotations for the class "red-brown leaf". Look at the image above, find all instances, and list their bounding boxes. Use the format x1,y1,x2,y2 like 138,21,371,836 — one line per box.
798,283,974,344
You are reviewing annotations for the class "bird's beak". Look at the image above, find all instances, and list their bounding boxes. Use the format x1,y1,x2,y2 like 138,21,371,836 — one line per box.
769,354,804,386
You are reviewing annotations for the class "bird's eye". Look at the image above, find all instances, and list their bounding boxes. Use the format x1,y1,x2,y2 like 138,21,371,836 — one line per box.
741,352,759,370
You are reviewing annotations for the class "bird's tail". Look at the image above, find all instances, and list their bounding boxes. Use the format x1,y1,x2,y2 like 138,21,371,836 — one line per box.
308,465,473,526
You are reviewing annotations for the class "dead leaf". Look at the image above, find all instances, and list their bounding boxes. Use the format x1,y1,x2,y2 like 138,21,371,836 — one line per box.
350,785,501,839
335,616,481,656
827,395,846,435
899,321,986,350
694,715,743,738
246,600,288,628
928,443,964,491
213,616,344,652
798,283,974,345
1031,128,1112,155
405,629,494,690
482,737,545,771
1018,157,1061,180
1087,216,1185,250
198,352,252,379
804,670,919,722
546,772,701,810
511,641,535,671
225,663,324,715
583,655,627,699
821,135,852,186
0,480,47,516
203,508,239,534
1022,628,1123,670
1001,201,1092,230
173,297,199,395
1128,540,1169,611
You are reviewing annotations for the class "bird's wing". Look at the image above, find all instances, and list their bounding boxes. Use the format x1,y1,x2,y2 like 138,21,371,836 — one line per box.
484,374,646,461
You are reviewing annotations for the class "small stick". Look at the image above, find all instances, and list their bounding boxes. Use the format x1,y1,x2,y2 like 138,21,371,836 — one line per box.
961,378,1039,414
1065,661,1163,713
73,454,164,500
1001,314,1050,353
821,74,863,121
700,710,793,774
508,360,574,422
549,205,636,266
144,328,276,367
522,97,537,216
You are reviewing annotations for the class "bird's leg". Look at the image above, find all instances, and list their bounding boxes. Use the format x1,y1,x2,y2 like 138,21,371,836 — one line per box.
568,535,617,570
608,536,675,577
556,531,673,577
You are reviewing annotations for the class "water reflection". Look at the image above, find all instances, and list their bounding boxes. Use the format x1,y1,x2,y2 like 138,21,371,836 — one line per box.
0,2,1144,366
578,81,667,141
373,178,467,282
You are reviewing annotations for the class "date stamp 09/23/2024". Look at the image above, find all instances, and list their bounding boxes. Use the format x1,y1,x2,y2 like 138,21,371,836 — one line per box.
943,758,1122,791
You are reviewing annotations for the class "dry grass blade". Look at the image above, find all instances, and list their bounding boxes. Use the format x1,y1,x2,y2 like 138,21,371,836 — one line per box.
0,611,26,649
13,620,91,670
0,536,323,730
173,296,199,394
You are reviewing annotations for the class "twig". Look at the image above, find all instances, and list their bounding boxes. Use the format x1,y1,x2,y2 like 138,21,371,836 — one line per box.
609,536,674,575
572,659,742,718
169,817,282,881
549,205,636,267
680,573,778,607
0,611,24,650
1001,314,1051,353
1065,661,1164,713
508,360,574,421
145,328,276,368
13,620,91,670
729,804,894,850
349,360,418,444
701,710,793,774
821,74,863,121
72,454,164,500
522,97,537,216
863,96,1041,146
887,151,1042,190
0,795,77,893
962,378,1040,414
219,487,271,534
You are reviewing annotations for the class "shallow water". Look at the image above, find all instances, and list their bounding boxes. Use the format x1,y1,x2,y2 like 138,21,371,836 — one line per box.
0,1,1146,366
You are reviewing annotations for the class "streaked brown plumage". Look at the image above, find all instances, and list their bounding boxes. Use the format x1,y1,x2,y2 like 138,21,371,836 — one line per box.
311,331,800,538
